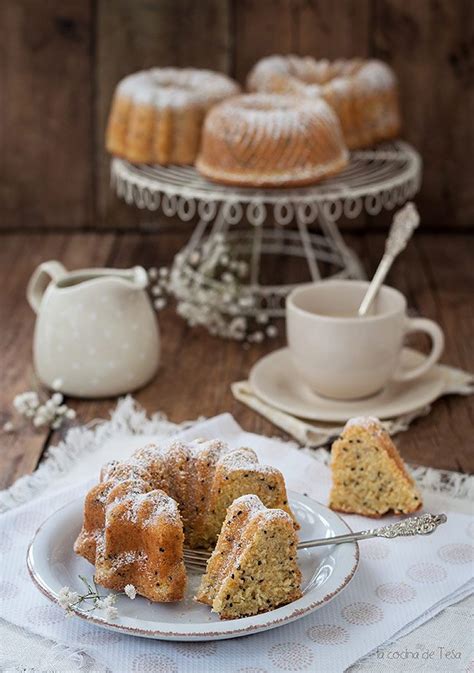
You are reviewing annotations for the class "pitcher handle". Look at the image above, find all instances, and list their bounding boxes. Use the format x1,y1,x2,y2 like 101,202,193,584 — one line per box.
27,260,67,313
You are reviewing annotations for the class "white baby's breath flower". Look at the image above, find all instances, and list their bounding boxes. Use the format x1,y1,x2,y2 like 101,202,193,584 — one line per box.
68,591,80,604
159,267,169,278
95,598,106,609
103,594,116,607
124,584,137,600
151,284,162,296
65,408,76,420
58,587,79,610
266,325,278,338
148,267,158,280
14,391,39,416
51,392,63,406
105,606,119,620
58,586,72,608
154,298,166,310
3,421,14,433
52,378,63,391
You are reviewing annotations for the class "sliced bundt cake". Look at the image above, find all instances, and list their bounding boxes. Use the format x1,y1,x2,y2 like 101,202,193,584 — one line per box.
329,416,422,517
195,494,302,619
74,438,297,602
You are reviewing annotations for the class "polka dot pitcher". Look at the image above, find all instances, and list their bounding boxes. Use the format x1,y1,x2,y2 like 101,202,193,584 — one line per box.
27,260,160,397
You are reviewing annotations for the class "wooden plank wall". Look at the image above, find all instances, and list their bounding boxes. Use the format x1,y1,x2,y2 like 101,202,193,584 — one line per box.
0,0,472,231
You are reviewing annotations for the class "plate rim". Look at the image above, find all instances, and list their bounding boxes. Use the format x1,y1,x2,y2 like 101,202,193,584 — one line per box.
27,491,359,641
249,346,445,422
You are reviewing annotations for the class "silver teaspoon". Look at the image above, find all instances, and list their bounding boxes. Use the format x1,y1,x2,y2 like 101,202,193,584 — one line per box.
297,512,447,550
358,202,420,317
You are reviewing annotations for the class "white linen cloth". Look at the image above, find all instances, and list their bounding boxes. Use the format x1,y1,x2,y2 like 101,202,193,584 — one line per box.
0,402,473,673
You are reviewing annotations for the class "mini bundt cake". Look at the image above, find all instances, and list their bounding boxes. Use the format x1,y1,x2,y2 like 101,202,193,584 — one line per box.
74,438,296,601
106,67,240,164
196,495,302,619
195,93,348,187
329,417,422,517
247,55,401,149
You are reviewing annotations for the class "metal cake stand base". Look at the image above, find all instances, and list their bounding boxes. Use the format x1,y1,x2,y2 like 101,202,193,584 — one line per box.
111,141,422,339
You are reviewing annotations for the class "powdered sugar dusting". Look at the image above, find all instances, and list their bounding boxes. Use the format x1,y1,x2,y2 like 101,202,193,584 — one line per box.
228,494,293,527
116,67,240,109
197,92,348,186
248,54,396,93
345,416,383,431
109,550,148,570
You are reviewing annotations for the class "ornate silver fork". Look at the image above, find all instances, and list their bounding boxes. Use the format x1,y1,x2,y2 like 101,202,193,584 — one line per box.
183,513,447,571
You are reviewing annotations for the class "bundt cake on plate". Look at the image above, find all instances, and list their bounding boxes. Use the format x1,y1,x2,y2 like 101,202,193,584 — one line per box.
247,55,401,149
106,67,240,165
196,93,348,187
74,438,296,602
329,416,422,517
196,494,302,619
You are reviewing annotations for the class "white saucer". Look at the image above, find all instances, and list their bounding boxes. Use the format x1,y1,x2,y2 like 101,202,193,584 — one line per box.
249,347,445,422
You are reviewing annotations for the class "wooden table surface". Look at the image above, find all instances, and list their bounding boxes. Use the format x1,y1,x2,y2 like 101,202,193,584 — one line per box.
1,228,473,490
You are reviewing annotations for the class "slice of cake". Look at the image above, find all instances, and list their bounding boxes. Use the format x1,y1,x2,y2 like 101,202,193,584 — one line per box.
195,495,302,619
329,416,422,517
94,481,186,602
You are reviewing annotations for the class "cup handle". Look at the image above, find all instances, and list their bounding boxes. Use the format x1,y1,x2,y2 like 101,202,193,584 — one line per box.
27,260,66,313
393,317,444,382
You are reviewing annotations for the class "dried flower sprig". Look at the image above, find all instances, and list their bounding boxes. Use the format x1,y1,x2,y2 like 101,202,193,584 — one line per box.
148,266,170,311
158,234,280,343
58,576,137,620
4,380,76,434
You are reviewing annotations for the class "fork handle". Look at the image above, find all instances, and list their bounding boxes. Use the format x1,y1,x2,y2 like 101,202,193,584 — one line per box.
297,513,447,550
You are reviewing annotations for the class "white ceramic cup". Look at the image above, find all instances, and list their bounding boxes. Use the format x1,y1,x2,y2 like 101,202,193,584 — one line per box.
286,280,444,400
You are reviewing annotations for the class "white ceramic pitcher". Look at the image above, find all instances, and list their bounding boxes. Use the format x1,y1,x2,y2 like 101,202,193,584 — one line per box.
27,261,160,398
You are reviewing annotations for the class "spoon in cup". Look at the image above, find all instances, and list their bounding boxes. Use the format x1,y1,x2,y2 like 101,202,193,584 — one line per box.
358,202,420,317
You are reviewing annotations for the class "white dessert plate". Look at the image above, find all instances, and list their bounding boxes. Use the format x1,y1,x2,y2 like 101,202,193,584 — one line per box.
27,492,358,642
249,347,445,423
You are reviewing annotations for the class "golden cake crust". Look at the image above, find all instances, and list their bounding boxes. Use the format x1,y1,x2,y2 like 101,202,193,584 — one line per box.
247,55,401,150
106,67,240,165
196,93,348,187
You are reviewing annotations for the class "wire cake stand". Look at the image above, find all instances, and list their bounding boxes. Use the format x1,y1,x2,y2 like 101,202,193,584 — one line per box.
111,140,422,339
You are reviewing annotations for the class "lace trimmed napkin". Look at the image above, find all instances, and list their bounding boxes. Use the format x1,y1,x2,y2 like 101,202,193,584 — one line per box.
232,359,474,447
0,399,473,673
